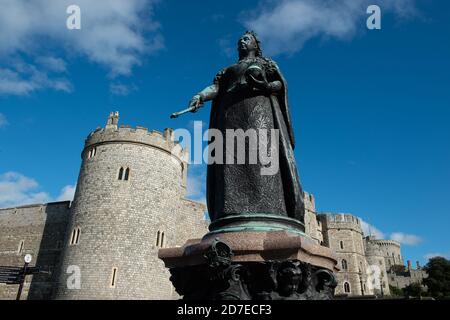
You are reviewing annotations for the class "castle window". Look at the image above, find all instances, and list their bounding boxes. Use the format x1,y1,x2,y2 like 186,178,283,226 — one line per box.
70,227,81,245
118,167,130,181
87,147,97,159
340,241,344,250
344,282,351,293
342,259,348,270
110,267,118,288
56,240,62,249
156,231,165,248
18,240,24,254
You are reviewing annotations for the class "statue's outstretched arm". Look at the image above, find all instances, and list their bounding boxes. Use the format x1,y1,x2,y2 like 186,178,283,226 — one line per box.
189,84,219,111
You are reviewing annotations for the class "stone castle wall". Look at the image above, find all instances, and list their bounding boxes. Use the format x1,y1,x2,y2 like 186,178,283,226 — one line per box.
55,115,206,299
366,239,403,269
303,192,323,245
318,213,368,296
0,202,70,300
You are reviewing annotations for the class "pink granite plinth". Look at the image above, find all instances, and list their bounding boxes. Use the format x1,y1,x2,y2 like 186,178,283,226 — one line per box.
159,231,338,272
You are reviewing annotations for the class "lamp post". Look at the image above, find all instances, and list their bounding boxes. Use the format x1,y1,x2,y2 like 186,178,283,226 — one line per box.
16,254,32,301
359,270,365,296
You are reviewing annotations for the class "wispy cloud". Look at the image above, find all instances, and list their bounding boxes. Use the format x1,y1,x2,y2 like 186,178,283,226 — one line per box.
0,62,72,95
0,0,164,95
0,172,75,208
360,218,385,239
390,232,422,245
242,0,418,55
56,185,76,202
0,113,8,128
110,82,137,96
186,165,206,205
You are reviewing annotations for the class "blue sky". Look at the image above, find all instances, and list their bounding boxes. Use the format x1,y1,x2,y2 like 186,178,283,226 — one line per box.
0,0,449,265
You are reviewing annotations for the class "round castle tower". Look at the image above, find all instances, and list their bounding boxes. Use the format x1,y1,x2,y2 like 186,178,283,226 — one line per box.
55,112,205,299
318,213,367,296
364,236,391,296
365,238,403,270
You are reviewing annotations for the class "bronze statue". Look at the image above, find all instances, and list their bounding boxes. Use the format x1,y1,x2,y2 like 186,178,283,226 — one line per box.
173,31,305,225
162,33,338,301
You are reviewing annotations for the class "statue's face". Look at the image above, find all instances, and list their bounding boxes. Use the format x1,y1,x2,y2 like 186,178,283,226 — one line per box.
238,33,257,55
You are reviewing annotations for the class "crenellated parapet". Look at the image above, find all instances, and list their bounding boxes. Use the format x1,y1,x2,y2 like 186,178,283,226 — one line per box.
318,213,363,234
83,112,188,164
367,239,401,248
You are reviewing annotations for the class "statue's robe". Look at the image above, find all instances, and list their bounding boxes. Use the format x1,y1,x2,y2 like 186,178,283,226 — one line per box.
206,57,304,223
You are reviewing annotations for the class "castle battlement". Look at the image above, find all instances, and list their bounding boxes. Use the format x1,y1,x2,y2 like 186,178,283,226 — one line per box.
318,213,363,234
83,112,187,162
367,239,401,248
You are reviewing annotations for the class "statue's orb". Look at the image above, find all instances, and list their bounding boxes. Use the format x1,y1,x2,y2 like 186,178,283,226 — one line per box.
245,64,266,82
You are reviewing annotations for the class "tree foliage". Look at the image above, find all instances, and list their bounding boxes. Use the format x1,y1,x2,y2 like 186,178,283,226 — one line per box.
423,256,450,298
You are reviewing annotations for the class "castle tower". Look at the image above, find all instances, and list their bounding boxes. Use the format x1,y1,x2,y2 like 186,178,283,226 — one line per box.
364,236,391,296
303,192,323,245
365,239,404,270
318,213,368,296
55,113,206,299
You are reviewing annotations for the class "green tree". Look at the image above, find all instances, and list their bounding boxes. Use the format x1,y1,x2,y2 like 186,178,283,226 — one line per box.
403,283,424,298
389,285,404,296
423,256,450,299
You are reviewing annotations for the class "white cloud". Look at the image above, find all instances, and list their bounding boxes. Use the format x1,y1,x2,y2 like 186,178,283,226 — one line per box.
243,0,417,55
0,113,8,128
360,218,385,239
186,165,206,205
0,172,51,208
57,185,76,202
390,232,422,246
0,63,72,95
0,0,164,95
110,82,137,96
0,172,75,208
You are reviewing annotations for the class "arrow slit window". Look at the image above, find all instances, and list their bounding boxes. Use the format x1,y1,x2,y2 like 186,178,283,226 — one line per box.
110,267,118,288
18,240,24,254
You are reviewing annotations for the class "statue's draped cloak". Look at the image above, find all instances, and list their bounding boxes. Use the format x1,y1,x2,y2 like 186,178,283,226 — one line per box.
207,57,304,222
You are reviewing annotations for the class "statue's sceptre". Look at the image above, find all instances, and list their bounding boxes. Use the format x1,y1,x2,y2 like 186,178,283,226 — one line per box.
170,99,204,119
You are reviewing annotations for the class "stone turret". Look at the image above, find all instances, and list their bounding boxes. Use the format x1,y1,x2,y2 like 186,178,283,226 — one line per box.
318,213,367,296
55,113,206,299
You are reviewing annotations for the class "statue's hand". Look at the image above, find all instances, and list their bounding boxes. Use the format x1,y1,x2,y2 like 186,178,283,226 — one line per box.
188,95,203,112
246,74,270,92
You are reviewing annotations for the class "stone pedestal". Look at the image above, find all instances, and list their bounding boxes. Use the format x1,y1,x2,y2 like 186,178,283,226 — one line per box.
159,230,338,300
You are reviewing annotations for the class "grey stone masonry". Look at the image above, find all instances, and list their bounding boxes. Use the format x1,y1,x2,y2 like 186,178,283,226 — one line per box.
0,202,71,300
55,112,206,299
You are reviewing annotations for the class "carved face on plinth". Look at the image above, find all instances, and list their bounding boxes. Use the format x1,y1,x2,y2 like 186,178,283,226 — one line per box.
276,261,303,297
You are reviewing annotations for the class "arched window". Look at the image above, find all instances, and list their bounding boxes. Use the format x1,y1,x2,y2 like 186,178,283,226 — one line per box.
342,259,348,270
340,241,344,250
344,282,351,293
118,167,124,180
70,227,81,245
124,168,130,181
87,147,97,159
